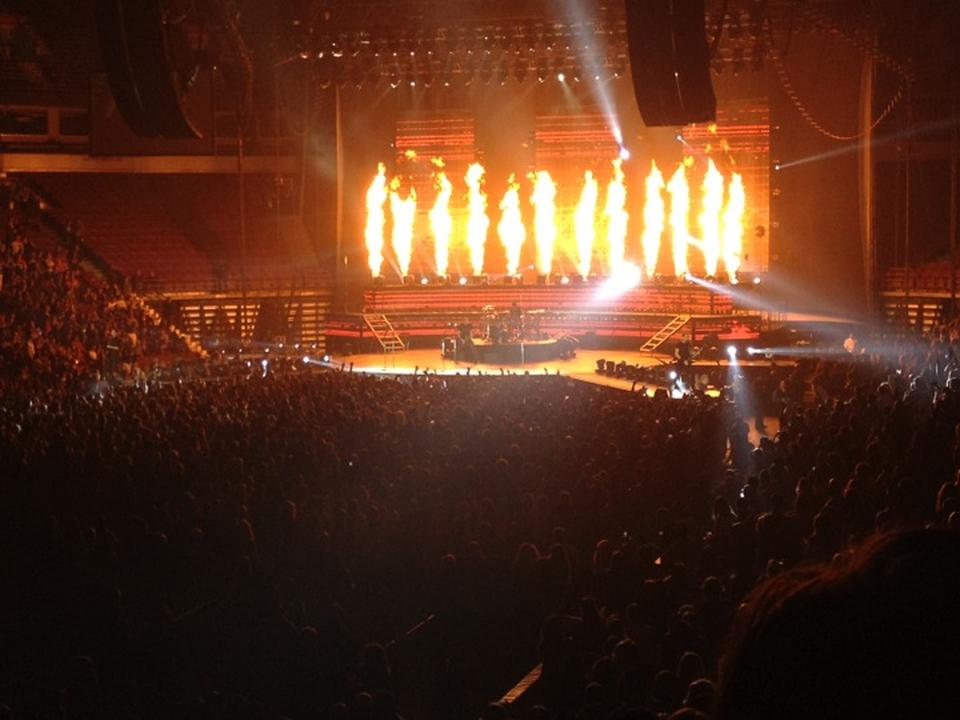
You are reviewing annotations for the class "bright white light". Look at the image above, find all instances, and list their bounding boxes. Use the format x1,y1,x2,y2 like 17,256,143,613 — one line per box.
322,354,331,363
596,262,642,300
557,72,565,82
726,346,737,358
560,276,570,285
675,133,683,141
420,276,429,285
753,276,762,285
619,147,631,161
669,370,678,380
261,359,269,368
302,356,310,364
746,347,757,355
458,276,468,286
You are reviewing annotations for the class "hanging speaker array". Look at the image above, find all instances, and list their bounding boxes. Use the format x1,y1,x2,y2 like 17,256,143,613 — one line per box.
94,0,201,139
625,0,716,126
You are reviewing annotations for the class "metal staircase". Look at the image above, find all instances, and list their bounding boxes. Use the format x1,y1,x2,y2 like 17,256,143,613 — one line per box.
363,313,406,353
640,314,691,352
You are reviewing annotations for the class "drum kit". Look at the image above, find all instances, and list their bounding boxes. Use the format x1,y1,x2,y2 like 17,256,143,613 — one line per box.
481,303,542,344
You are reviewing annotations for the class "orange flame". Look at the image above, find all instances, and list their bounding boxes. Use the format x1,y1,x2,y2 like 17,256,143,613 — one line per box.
574,170,598,279
430,169,453,276
364,163,388,277
641,161,665,279
530,170,557,276
604,158,628,274
666,163,690,278
723,172,746,281
465,163,489,275
497,174,526,276
389,178,417,277
700,159,724,277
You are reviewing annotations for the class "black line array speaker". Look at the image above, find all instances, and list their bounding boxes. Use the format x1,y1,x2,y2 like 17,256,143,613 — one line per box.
95,0,201,138
625,0,716,127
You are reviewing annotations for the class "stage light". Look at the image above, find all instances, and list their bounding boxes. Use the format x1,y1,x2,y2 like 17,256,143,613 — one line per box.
746,347,757,355
303,356,310,364
675,133,683,141
323,354,331,363
458,276,468,286
726,346,737,358
773,163,781,171
557,72,565,82
560,276,570,285
669,370,678,380
753,276,762,285
619,147,631,161
420,276,429,285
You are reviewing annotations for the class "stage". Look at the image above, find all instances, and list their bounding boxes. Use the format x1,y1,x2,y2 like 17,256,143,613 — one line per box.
325,346,790,392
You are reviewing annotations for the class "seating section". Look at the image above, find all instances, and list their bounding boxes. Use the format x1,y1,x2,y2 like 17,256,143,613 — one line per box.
35,174,215,289
32,173,330,292
883,263,960,293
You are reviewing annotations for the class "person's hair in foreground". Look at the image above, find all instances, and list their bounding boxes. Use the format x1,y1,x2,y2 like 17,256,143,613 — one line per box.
715,529,960,720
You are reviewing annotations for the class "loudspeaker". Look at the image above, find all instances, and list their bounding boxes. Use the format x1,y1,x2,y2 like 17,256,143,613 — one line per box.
94,0,154,136
95,0,200,139
625,0,716,126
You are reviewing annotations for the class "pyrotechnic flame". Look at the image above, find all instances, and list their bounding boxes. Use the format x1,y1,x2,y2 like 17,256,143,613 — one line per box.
723,172,746,281
604,158,628,275
364,163,388,277
574,170,598,279
389,178,417,277
666,163,690,278
497,174,526,276
700,159,724,277
641,161,665,279
430,170,453,276
465,163,489,275
530,170,557,276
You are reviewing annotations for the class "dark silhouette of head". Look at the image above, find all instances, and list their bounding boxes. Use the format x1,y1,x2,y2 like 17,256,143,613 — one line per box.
715,530,960,720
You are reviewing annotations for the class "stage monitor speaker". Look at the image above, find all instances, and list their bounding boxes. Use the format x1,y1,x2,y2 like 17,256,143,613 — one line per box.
625,0,716,127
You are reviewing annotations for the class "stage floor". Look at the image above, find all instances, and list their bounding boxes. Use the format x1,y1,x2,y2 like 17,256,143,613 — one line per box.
327,347,785,392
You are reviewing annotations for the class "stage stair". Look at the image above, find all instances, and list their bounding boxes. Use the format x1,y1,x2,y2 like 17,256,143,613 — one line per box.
363,313,406,353
640,314,691,352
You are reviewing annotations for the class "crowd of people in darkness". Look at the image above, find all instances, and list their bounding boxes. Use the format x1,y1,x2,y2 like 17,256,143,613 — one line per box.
6,179,960,720
1,181,190,398
1,340,960,719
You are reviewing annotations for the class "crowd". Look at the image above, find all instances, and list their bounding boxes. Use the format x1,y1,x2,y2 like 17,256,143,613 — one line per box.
1,181,191,398
0,328,959,719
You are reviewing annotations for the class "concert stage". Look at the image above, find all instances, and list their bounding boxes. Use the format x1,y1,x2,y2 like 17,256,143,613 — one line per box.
328,281,762,353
